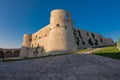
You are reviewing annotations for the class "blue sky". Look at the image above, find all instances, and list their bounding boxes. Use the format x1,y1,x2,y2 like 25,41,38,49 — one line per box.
0,0,120,48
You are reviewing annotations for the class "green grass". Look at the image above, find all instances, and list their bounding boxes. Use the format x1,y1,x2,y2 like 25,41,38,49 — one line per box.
92,46,120,59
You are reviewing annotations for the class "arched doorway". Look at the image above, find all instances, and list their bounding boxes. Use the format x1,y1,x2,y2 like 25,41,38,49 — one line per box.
5,51,12,57
0,51,4,58
13,51,19,57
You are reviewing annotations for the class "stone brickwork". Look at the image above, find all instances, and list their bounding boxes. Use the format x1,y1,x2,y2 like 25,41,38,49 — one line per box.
20,9,114,58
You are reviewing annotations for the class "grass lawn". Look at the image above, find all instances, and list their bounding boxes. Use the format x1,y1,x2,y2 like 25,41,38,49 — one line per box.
92,46,120,59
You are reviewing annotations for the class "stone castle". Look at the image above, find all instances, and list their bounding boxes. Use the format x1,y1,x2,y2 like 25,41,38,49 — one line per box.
20,9,114,58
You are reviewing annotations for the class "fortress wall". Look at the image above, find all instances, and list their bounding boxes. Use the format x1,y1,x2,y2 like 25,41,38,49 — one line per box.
30,25,50,47
28,25,51,57
31,25,50,42
20,25,51,58
102,38,114,46
73,28,114,49
20,9,114,58
29,37,48,57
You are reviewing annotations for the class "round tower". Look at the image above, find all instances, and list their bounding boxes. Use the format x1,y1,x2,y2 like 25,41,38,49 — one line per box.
47,9,77,53
22,34,32,47
20,34,32,58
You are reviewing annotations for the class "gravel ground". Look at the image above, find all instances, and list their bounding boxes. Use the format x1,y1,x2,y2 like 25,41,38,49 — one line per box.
0,54,120,80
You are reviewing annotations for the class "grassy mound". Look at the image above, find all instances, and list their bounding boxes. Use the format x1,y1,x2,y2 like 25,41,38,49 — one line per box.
92,46,120,59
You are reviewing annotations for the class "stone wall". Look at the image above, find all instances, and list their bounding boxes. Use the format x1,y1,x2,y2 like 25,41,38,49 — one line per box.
0,48,20,58
73,29,114,49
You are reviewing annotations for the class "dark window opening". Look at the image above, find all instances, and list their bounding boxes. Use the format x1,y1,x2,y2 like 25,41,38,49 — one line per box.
78,30,82,39
74,32,76,36
56,24,59,26
74,29,76,32
82,41,85,45
39,36,41,39
37,44,39,47
88,38,94,46
87,33,89,36
91,33,95,39
49,28,51,31
100,38,103,43
95,39,98,45
29,39,32,41
76,37,79,45
64,26,67,29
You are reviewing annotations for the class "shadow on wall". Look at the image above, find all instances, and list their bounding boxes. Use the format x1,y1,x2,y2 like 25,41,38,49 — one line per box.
20,46,45,58
20,46,72,58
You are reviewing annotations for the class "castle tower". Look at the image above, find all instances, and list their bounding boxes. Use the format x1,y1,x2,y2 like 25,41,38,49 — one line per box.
46,9,77,53
20,34,31,57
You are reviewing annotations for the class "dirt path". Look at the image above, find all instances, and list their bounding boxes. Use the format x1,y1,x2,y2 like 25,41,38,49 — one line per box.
79,48,104,54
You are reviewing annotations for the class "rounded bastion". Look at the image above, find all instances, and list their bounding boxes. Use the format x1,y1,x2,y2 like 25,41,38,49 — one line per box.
50,9,71,27
23,34,32,42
